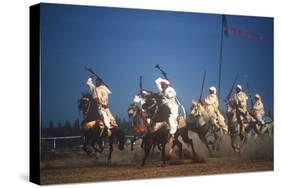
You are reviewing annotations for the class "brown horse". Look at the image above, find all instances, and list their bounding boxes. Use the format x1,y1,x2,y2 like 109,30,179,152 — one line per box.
132,94,197,167
78,93,125,163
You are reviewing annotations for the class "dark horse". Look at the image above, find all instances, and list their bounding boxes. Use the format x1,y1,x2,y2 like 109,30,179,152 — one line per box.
139,94,197,167
78,93,125,163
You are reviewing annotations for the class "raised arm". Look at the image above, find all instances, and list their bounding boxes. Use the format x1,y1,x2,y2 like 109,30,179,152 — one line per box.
155,77,163,93
86,78,97,98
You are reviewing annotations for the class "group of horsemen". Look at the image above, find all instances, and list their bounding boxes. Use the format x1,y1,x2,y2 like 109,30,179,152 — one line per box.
86,76,266,144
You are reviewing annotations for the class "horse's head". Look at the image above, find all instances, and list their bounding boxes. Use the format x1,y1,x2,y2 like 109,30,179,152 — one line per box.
190,100,204,118
128,103,139,120
226,97,236,112
78,93,100,120
78,93,92,114
128,103,147,134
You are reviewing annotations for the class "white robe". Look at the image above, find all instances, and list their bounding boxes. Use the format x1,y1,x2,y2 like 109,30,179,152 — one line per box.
155,77,179,134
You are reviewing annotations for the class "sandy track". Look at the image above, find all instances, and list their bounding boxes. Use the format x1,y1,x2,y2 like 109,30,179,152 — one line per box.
41,157,273,185
40,133,273,185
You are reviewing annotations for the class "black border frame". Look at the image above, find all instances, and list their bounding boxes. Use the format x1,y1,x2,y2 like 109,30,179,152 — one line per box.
30,3,41,185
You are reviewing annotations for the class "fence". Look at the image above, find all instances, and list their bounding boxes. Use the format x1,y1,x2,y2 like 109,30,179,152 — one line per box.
41,135,135,151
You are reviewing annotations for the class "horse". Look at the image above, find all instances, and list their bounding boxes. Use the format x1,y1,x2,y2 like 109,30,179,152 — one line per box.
139,94,197,167
189,101,223,155
78,93,125,163
128,103,147,151
226,98,274,153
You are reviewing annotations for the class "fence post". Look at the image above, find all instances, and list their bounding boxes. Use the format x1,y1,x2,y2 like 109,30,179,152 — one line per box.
53,138,56,150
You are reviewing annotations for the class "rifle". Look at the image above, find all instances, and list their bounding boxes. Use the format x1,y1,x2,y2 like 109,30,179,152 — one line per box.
154,64,186,118
199,70,206,101
139,75,143,97
84,66,109,88
246,81,254,108
155,64,168,80
225,73,239,102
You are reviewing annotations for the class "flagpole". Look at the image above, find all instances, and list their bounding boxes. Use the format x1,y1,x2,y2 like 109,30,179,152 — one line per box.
218,15,224,101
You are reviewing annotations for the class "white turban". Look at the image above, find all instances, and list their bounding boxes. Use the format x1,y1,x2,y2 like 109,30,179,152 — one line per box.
209,86,216,94
158,78,170,85
141,90,150,95
255,94,261,99
236,84,242,90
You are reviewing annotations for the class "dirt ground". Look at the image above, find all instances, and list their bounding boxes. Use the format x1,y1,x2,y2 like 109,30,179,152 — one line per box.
40,133,273,185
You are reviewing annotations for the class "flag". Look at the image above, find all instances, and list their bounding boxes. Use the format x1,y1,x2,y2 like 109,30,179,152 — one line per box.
222,15,228,37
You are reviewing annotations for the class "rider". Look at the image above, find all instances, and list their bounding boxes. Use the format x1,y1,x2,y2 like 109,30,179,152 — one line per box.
204,86,228,134
86,77,118,135
252,94,265,125
133,90,151,108
233,84,255,134
155,77,179,144
133,90,156,126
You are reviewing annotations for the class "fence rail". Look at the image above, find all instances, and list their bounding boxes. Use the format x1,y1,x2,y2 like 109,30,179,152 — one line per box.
41,135,135,151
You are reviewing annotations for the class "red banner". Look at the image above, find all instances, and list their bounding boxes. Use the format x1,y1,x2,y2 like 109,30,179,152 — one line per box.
229,26,270,41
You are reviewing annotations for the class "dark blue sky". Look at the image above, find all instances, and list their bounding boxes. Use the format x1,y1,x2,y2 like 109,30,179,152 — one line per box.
40,3,273,127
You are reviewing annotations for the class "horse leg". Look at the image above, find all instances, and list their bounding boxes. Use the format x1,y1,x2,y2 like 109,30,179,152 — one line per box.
170,137,182,160
151,143,156,157
141,142,152,167
83,134,93,155
131,136,136,151
98,139,104,153
215,128,222,151
187,138,199,161
204,139,212,156
161,143,166,164
107,138,113,165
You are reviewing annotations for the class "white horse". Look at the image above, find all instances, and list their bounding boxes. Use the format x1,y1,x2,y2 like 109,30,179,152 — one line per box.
189,101,223,155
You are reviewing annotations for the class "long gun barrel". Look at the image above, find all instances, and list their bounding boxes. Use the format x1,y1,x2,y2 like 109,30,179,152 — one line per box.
139,75,143,97
84,66,109,88
155,64,168,80
246,81,254,108
154,64,186,118
199,70,206,101
225,73,239,101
